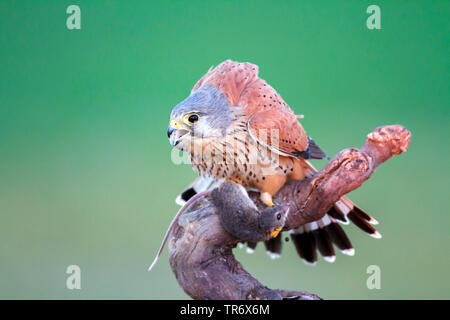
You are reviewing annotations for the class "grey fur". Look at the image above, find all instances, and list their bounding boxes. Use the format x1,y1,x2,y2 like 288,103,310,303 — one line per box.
210,181,289,242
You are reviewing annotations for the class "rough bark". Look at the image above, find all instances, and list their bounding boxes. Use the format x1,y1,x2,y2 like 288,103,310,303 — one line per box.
167,125,411,300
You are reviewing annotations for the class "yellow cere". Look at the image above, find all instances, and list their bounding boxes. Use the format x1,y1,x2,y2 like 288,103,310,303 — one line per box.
170,120,184,129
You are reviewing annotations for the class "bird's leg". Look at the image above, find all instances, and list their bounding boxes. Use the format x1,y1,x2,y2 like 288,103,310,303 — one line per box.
255,173,286,209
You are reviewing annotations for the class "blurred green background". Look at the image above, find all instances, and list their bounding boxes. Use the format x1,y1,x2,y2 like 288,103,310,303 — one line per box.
0,0,449,299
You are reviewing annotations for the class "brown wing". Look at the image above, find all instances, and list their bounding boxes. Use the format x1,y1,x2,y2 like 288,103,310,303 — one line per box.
190,60,322,158
247,109,308,157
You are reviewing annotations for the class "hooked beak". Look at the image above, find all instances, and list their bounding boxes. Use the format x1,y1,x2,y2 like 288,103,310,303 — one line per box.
168,120,190,146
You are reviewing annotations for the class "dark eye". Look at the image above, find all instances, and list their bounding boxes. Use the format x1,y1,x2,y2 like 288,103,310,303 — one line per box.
188,114,199,123
276,213,282,220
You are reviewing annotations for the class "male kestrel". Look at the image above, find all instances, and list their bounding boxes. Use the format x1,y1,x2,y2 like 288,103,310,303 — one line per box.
167,60,381,264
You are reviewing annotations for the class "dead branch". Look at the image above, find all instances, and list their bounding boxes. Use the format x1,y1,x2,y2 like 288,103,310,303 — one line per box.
167,125,411,300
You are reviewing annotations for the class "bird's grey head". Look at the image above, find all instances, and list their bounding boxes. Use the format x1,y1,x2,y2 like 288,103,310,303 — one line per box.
167,85,234,148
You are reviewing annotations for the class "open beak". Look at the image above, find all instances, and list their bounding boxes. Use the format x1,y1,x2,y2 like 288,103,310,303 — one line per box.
168,120,190,146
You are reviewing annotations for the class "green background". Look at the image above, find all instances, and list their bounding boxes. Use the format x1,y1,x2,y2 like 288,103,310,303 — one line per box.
0,0,449,299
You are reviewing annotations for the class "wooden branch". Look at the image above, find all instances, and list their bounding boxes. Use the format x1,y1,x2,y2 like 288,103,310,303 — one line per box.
167,125,411,300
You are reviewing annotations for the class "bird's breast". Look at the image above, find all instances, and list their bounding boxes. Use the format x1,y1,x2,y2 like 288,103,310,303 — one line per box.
189,132,295,188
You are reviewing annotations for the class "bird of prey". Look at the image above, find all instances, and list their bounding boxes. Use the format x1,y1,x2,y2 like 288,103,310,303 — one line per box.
167,60,381,264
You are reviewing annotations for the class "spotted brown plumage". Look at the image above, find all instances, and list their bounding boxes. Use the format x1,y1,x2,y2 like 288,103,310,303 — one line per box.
168,60,381,264
192,60,310,159
169,60,326,206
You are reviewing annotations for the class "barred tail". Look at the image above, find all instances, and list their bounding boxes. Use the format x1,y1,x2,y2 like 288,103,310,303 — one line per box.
241,199,381,264
289,199,380,265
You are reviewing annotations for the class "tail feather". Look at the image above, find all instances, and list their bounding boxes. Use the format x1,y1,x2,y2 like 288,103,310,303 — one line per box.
291,226,317,265
313,228,336,263
307,137,328,160
347,210,382,239
352,205,379,225
272,197,380,264
246,241,257,253
290,213,354,265
264,234,282,259
336,198,381,238
337,196,379,225
327,206,349,224
324,217,355,256
175,176,224,206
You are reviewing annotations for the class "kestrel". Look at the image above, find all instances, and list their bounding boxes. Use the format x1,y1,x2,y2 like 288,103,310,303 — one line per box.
167,60,381,264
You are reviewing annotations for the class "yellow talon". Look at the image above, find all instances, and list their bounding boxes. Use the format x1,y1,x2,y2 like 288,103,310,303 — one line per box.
270,227,282,238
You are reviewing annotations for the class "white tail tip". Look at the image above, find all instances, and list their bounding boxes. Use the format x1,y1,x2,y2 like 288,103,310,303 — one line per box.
302,259,317,266
341,248,355,256
266,252,281,260
337,219,350,225
370,231,382,239
246,247,255,254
